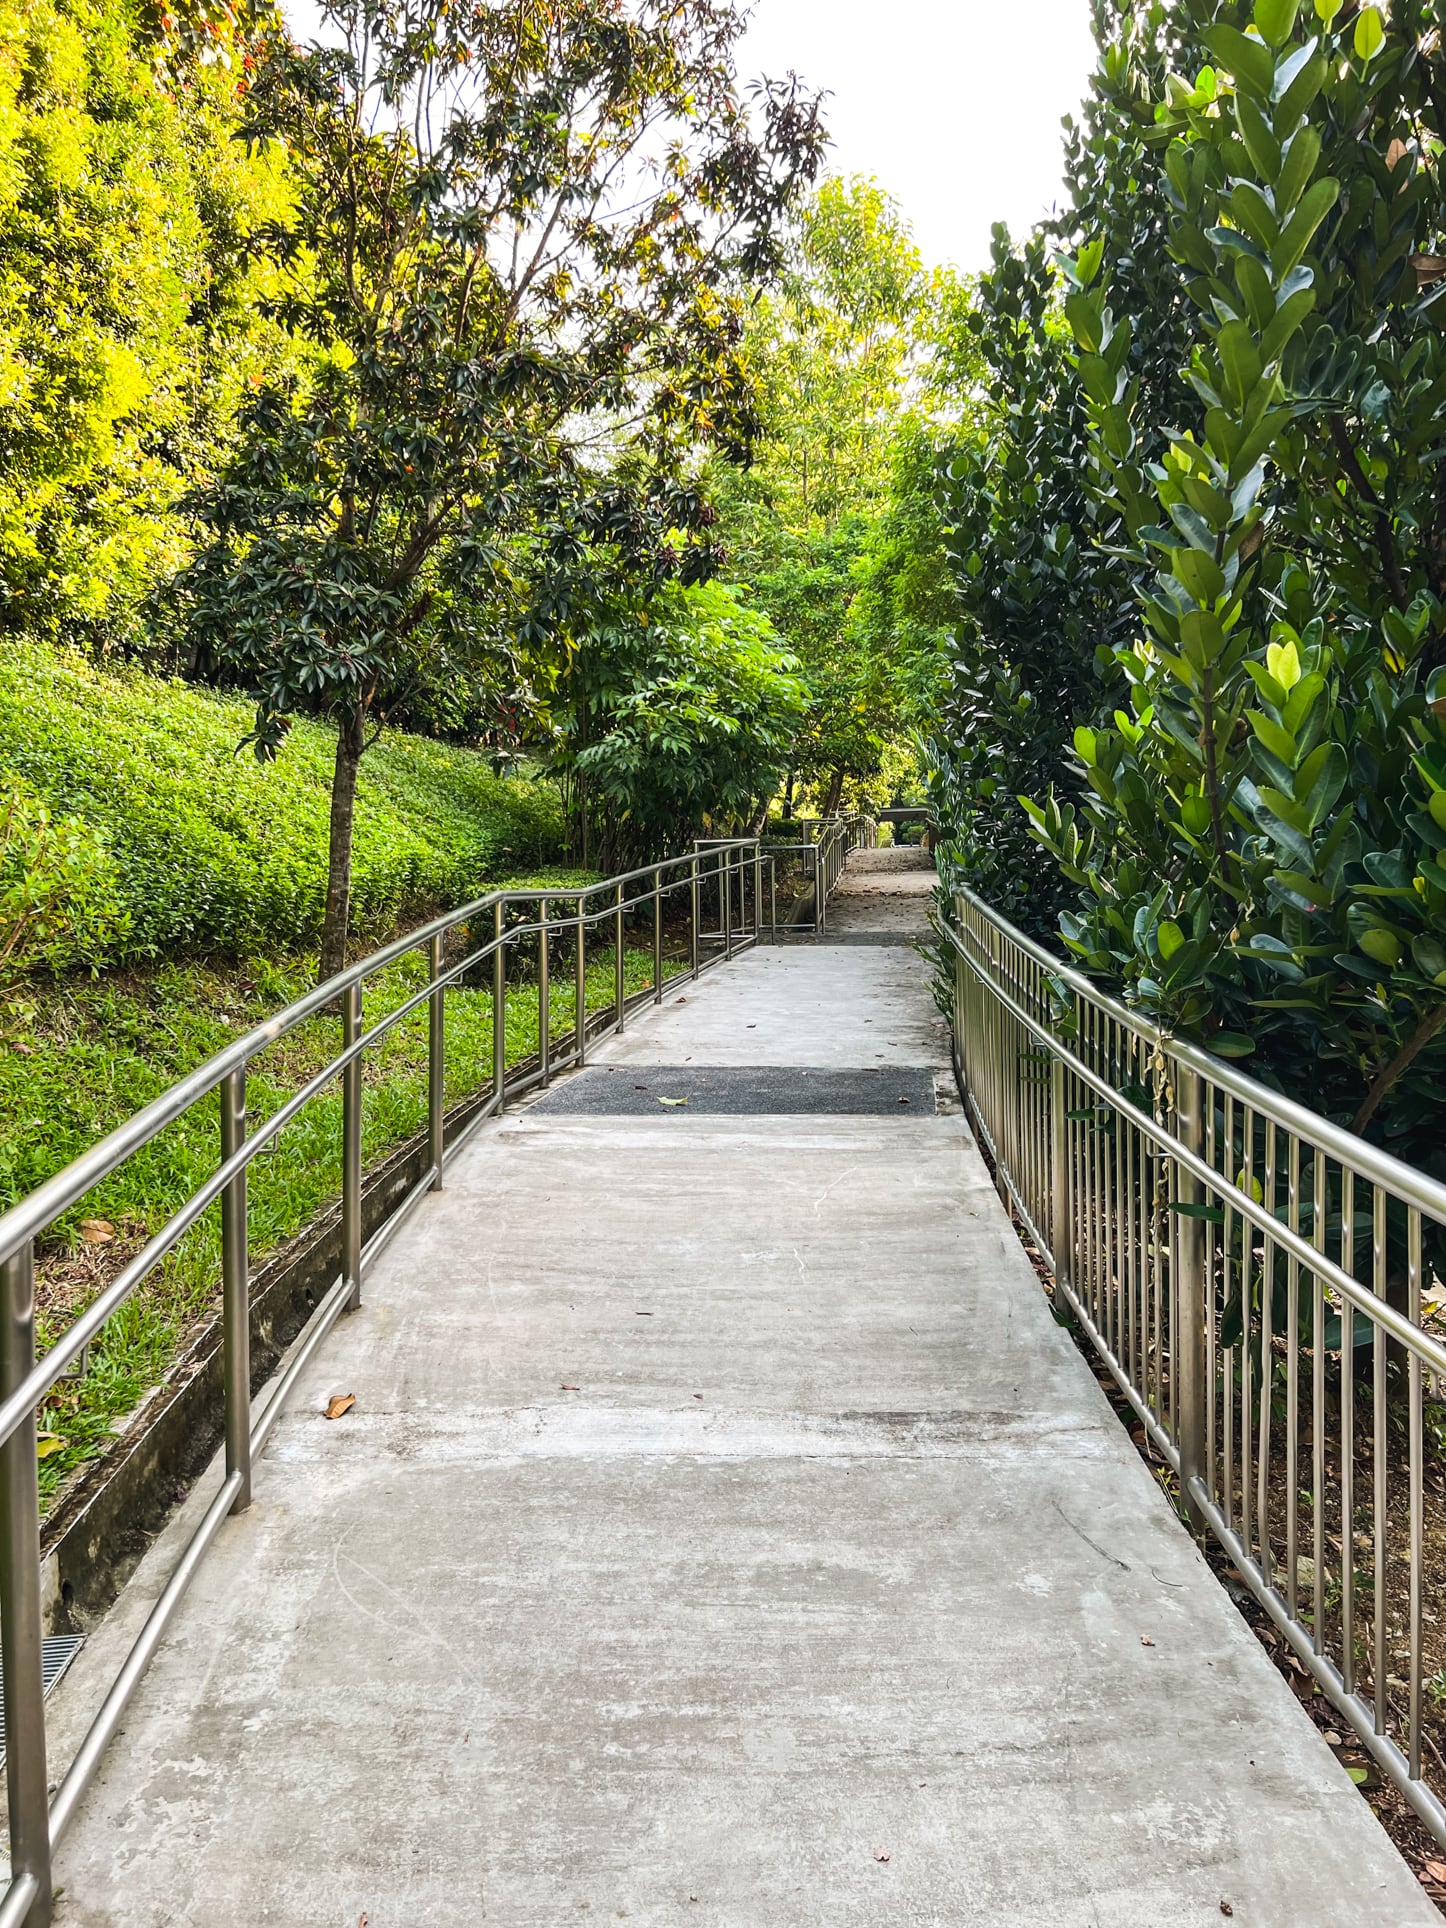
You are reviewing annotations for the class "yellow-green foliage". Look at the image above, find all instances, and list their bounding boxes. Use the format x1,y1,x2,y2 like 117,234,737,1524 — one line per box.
0,0,293,642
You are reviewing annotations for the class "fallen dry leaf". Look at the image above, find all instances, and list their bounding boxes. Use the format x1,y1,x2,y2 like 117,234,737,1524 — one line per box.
324,1394,356,1420
873,1850,890,1864
692,1392,703,1400
36,1433,65,1459
1140,1635,1156,1648
1220,1904,1233,1918
658,1095,688,1107
560,1383,581,1392
78,1220,114,1245
1423,1861,1446,1884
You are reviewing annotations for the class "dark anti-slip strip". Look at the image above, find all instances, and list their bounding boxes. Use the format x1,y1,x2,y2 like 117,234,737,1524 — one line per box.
528,1065,940,1117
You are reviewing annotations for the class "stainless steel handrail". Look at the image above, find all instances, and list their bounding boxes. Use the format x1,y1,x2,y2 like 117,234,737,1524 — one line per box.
0,832,789,1925
942,880,1446,1847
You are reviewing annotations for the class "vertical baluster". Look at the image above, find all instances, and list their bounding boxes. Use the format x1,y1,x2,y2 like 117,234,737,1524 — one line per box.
1285,1134,1301,1619
769,856,777,942
1312,1149,1326,1655
614,883,625,1029
1372,1179,1387,1736
429,933,446,1187
1257,1120,1277,1587
690,858,701,978
1222,1092,1236,1534
1176,1066,1206,1516
1123,1036,1137,1393
575,892,588,1069
1408,1206,1424,1779
1341,1165,1356,1696
723,850,733,956
1242,1108,1256,1564
1205,1080,1218,1506
342,980,363,1312
220,1068,251,1513
0,1238,53,1928
493,901,507,1107
538,900,550,1085
652,870,663,1003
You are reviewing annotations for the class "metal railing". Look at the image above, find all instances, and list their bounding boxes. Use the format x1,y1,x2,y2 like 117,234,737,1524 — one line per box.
944,883,1446,1847
763,813,875,933
0,837,782,1927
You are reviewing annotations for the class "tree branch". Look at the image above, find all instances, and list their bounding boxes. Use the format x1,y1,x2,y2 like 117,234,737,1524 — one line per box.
1351,999,1446,1133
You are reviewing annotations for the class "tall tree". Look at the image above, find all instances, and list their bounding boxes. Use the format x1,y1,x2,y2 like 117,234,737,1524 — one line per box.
0,0,290,649
180,0,825,980
713,175,958,812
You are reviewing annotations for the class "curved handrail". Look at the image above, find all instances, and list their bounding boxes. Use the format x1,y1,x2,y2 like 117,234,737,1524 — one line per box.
0,830,789,1919
943,877,1446,1849
949,882,1446,1230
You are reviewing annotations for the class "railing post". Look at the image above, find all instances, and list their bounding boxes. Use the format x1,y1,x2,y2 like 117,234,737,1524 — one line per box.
1176,1063,1209,1524
220,1069,251,1513
752,845,762,940
1050,1050,1071,1305
614,882,626,1029
652,870,663,1004
690,858,700,979
538,898,550,1084
0,1238,53,1927
493,901,506,1108
723,849,733,958
575,893,587,1068
769,857,777,942
428,933,445,1189
342,981,363,1311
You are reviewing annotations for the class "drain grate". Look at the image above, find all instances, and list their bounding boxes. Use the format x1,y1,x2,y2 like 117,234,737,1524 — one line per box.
0,1635,85,1759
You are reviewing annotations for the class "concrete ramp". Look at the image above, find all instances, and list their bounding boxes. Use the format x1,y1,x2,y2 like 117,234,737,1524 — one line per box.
42,886,1437,1924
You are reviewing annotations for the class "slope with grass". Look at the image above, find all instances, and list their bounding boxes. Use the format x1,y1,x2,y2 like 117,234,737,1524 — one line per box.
0,639,566,964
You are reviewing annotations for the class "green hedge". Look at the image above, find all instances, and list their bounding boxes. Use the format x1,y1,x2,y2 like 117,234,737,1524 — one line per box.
0,641,566,962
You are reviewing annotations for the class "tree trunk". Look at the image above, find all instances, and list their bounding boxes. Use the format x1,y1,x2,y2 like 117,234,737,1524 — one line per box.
319,708,367,986
782,769,795,820
822,766,846,818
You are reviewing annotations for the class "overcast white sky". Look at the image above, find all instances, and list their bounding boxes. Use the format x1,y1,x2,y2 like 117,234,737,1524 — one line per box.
739,0,1096,271
282,0,1097,273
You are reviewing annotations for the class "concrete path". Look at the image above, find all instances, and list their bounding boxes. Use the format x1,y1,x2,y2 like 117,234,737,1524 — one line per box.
824,845,937,940
43,863,1438,1925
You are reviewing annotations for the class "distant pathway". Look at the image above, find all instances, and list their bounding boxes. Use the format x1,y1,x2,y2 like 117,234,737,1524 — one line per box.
42,856,1436,1925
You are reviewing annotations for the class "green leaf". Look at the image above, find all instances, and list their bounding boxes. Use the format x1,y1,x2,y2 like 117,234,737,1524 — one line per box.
1314,0,1341,18
1275,124,1321,214
1270,175,1340,279
1266,636,1301,690
1259,285,1317,363
1235,92,1282,178
1353,5,1384,59
1158,919,1186,960
1076,237,1105,287
1250,710,1299,768
1296,740,1347,826
1217,320,1264,407
1255,0,1302,47
1210,1032,1258,1057
1358,926,1401,968
1205,23,1277,96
